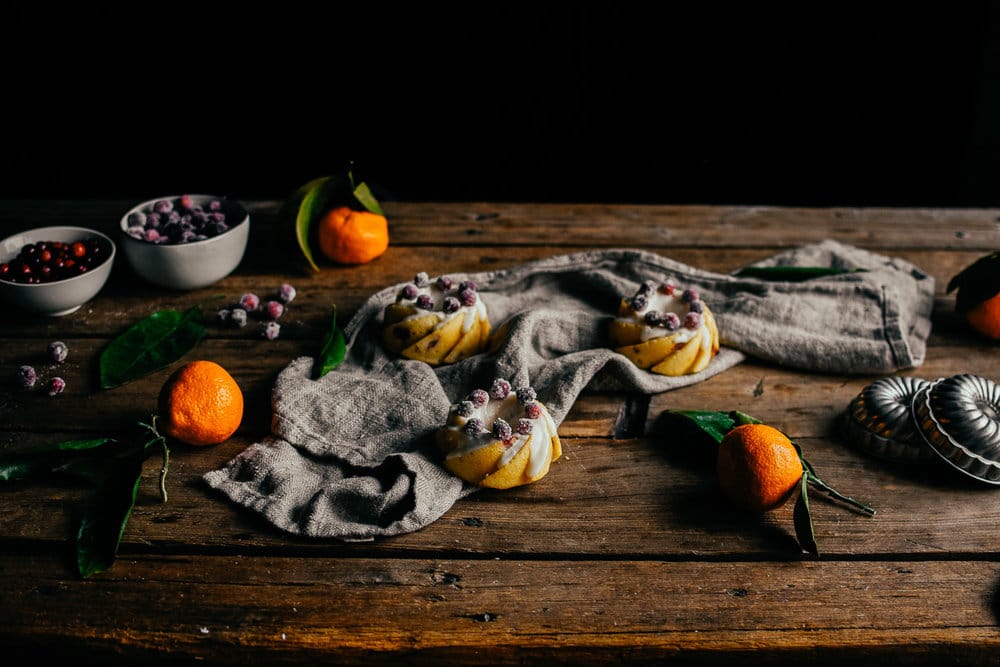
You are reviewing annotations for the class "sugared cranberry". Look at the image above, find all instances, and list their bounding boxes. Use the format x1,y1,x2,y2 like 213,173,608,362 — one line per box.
264,300,284,320
525,402,543,419
239,293,260,311
277,283,296,304
442,296,460,313
400,284,418,300
631,294,648,311
459,280,477,292
414,272,430,287
262,321,281,340
689,300,704,314
416,294,434,310
455,400,476,418
493,418,513,442
664,312,681,331
17,365,37,389
47,377,66,397
436,276,454,290
48,341,68,363
458,288,477,307
644,311,662,326
468,389,489,407
464,418,485,435
516,418,533,435
490,378,511,399
516,387,537,404
682,288,699,303
684,312,702,329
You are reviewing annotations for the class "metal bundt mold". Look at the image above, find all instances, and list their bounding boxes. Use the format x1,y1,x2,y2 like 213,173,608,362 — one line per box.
912,374,1000,485
841,376,937,463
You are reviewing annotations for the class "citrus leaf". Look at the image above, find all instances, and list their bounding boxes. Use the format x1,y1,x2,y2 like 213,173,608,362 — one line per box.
668,410,735,444
99,307,206,389
294,176,336,272
313,305,346,379
351,181,384,216
0,438,117,482
76,445,144,578
732,266,866,281
793,472,820,557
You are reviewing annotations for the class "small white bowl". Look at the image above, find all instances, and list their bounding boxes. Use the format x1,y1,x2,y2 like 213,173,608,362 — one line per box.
0,226,116,316
119,194,249,290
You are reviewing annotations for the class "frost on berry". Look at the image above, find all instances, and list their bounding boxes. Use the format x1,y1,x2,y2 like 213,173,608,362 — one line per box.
414,272,430,287
682,288,699,303
644,311,662,327
400,284,418,300
277,283,297,304
442,296,460,313
436,275,454,290
516,418,533,435
458,280,477,292
525,402,543,419
630,294,648,311
48,340,68,363
516,386,537,404
239,292,260,311
416,294,434,310
17,365,37,389
468,389,489,407
464,418,485,435
659,281,676,295
455,400,476,418
493,418,513,442
689,300,705,314
262,321,281,340
490,378,511,399
264,300,284,320
458,288,477,307
47,376,66,396
230,308,248,328
663,312,681,331
638,280,656,295
684,312,702,329
217,308,232,323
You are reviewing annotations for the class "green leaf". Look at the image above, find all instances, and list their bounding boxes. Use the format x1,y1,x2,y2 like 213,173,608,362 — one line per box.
793,472,820,557
294,176,335,272
669,410,736,444
351,181,384,216
99,307,206,389
76,445,144,578
732,266,866,281
313,305,346,379
0,438,117,482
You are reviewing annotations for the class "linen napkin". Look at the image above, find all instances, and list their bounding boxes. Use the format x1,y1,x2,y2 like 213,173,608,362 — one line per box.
203,240,935,540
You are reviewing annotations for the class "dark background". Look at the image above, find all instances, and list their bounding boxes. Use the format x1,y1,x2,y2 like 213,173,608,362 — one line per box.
5,3,1000,207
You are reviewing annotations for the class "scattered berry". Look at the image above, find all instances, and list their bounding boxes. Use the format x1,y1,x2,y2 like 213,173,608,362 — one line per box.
262,321,281,340
464,418,485,435
516,418,533,435
644,311,662,326
490,378,512,399
455,400,476,418
664,312,681,331
48,341,68,363
0,237,113,284
17,365,37,388
442,296,460,313
682,288,699,303
47,376,66,396
264,300,284,320
230,308,248,328
436,276,454,290
416,294,434,310
516,387,537,404
493,418,513,442
525,402,543,419
414,272,430,287
401,284,418,300
239,293,260,311
277,283,297,304
458,288,477,307
217,308,232,323
468,389,489,407
684,312,702,329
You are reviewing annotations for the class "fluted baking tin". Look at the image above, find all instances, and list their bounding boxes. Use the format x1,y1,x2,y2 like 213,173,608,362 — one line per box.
841,376,937,463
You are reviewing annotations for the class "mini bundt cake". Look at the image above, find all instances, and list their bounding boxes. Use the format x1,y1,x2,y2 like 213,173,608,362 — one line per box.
436,378,562,489
609,279,720,376
382,272,490,365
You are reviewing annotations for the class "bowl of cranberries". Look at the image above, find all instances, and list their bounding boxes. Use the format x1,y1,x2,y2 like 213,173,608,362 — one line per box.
0,226,116,316
119,194,249,290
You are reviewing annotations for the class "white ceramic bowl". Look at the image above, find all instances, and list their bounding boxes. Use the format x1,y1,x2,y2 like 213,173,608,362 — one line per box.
0,226,116,316
119,194,249,290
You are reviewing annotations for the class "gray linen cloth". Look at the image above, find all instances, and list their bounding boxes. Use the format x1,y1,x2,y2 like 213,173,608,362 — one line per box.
203,240,934,540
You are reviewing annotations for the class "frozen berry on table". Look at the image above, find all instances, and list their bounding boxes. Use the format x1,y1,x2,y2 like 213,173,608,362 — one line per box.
684,312,702,329
663,312,681,331
468,389,489,407
277,283,296,304
47,377,66,396
493,418,513,442
525,402,543,419
264,300,284,320
217,309,232,323
230,308,248,328
262,321,281,340
239,293,260,311
48,341,68,363
516,418,533,435
516,387,537,404
17,365,37,388
490,378,512,399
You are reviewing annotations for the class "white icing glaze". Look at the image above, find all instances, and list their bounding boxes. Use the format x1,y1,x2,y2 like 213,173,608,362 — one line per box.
396,278,487,332
616,285,704,343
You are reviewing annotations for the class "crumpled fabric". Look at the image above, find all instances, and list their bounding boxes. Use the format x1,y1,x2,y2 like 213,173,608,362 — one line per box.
203,241,935,540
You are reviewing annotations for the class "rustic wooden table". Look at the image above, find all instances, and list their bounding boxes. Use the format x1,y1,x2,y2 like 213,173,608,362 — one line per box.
1,201,999,666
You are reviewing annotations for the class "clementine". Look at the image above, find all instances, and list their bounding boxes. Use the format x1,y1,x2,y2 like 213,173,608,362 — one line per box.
717,423,804,513
158,360,244,446
947,250,1000,339
316,206,389,265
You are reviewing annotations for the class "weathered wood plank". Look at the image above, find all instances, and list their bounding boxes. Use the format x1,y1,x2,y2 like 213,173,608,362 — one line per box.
0,553,996,666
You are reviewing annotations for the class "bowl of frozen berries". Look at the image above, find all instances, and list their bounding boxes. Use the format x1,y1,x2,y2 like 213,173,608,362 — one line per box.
0,226,116,316
119,194,250,290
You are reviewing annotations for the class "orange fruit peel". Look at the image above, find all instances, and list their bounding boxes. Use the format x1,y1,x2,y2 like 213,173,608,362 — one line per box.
317,206,389,265
158,360,244,447
717,423,804,512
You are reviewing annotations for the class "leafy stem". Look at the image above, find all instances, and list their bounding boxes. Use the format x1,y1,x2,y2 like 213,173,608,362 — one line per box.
139,416,170,503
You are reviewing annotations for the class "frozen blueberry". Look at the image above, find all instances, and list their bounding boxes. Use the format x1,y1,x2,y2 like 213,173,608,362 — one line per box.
525,402,543,419
277,283,296,304
400,284,418,300
262,321,281,340
516,418,533,435
516,387,537,404
493,418,513,442
464,418,485,435
264,300,284,320
230,308,248,328
17,365,36,389
153,199,173,214
682,288,699,303
468,389,489,407
689,300,704,314
416,294,434,310
684,312,702,329
490,378,511,399
48,341,68,363
455,400,476,418
127,211,147,227
239,293,260,311
414,272,430,288
436,275,454,291
644,311,662,326
47,376,66,396
663,312,681,331
442,296,460,313
458,288,477,307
